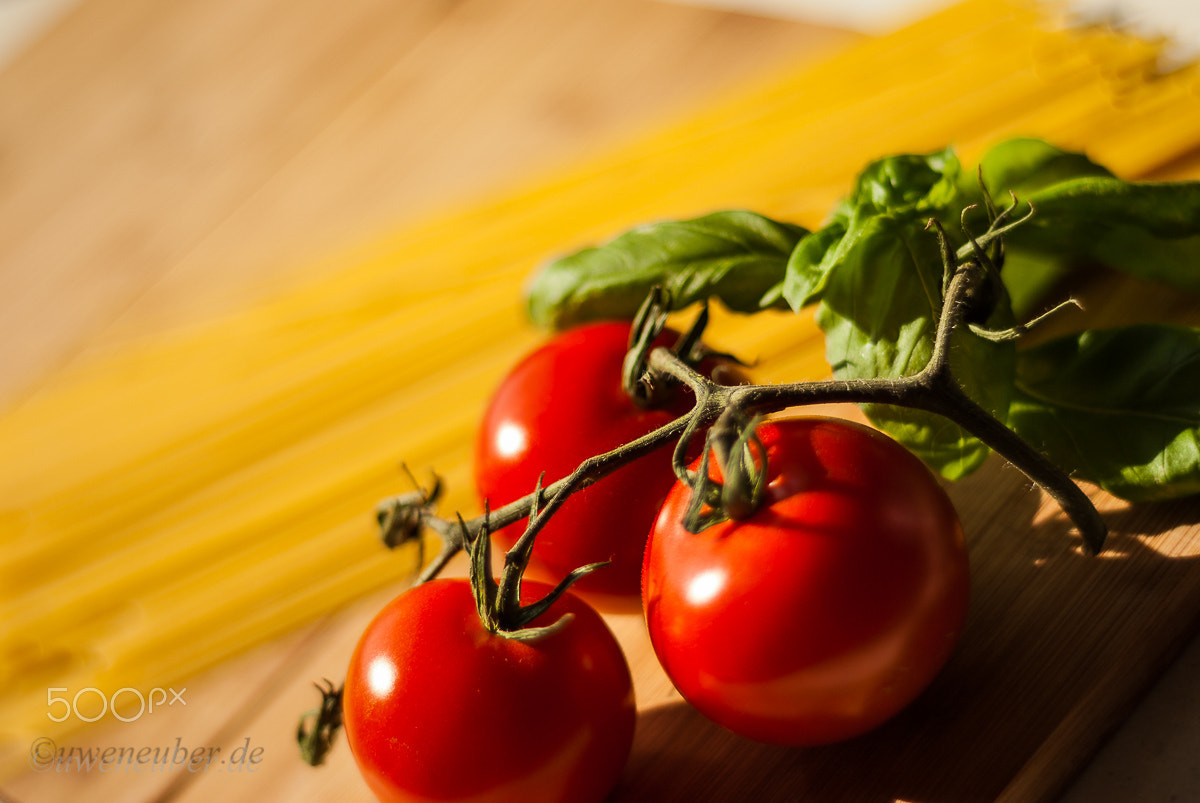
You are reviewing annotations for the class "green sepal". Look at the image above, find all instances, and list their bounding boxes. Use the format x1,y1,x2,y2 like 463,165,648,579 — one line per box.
466,481,609,642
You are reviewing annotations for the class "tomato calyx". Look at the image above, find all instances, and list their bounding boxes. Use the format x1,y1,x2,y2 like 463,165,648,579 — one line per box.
375,466,442,550
622,287,743,409
676,408,770,532
467,476,609,642
297,678,344,767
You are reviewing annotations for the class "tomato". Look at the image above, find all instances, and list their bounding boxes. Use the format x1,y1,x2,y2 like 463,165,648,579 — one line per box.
343,578,636,803
475,320,737,611
642,416,970,746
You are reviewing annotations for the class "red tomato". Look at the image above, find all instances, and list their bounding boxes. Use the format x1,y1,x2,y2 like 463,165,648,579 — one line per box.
343,578,636,803
642,416,970,746
475,321,736,611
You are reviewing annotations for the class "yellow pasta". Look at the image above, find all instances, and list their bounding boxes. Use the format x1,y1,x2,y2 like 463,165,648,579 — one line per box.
3,0,1199,777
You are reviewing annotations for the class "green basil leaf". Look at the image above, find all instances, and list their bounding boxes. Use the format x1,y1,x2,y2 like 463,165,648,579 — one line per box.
1006,177,1200,291
848,147,965,212
782,147,1017,478
996,248,1079,322
969,137,1113,199
525,210,806,329
775,221,848,310
779,148,967,312
816,214,1017,480
961,139,1114,319
1008,324,1200,502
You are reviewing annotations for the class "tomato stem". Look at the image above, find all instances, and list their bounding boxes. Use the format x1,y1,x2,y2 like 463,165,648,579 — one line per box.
378,207,1108,589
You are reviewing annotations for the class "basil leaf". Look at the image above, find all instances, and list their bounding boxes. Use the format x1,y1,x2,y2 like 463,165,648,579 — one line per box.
968,141,1200,314
779,148,966,312
816,213,1017,479
1008,324,1200,502
959,138,1115,317
1008,178,1200,290
969,137,1113,199
851,147,966,211
525,210,807,329
782,148,1013,478
774,221,848,309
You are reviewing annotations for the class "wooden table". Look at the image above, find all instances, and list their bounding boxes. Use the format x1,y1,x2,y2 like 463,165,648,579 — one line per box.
4,1,1200,801
0,1,856,800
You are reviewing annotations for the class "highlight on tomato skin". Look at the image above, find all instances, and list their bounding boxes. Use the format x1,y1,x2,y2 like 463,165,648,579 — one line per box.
642,416,971,747
473,320,740,613
342,578,636,803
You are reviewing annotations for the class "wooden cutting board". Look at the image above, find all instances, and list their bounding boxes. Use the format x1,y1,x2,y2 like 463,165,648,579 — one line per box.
3,0,1200,801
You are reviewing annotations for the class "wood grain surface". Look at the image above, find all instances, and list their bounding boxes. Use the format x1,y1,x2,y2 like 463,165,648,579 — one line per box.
3,0,1200,802
0,1,857,801
0,0,857,410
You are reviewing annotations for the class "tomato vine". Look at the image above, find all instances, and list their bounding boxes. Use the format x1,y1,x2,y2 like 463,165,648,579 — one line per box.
378,204,1106,585
309,196,1101,773
304,138,1200,778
